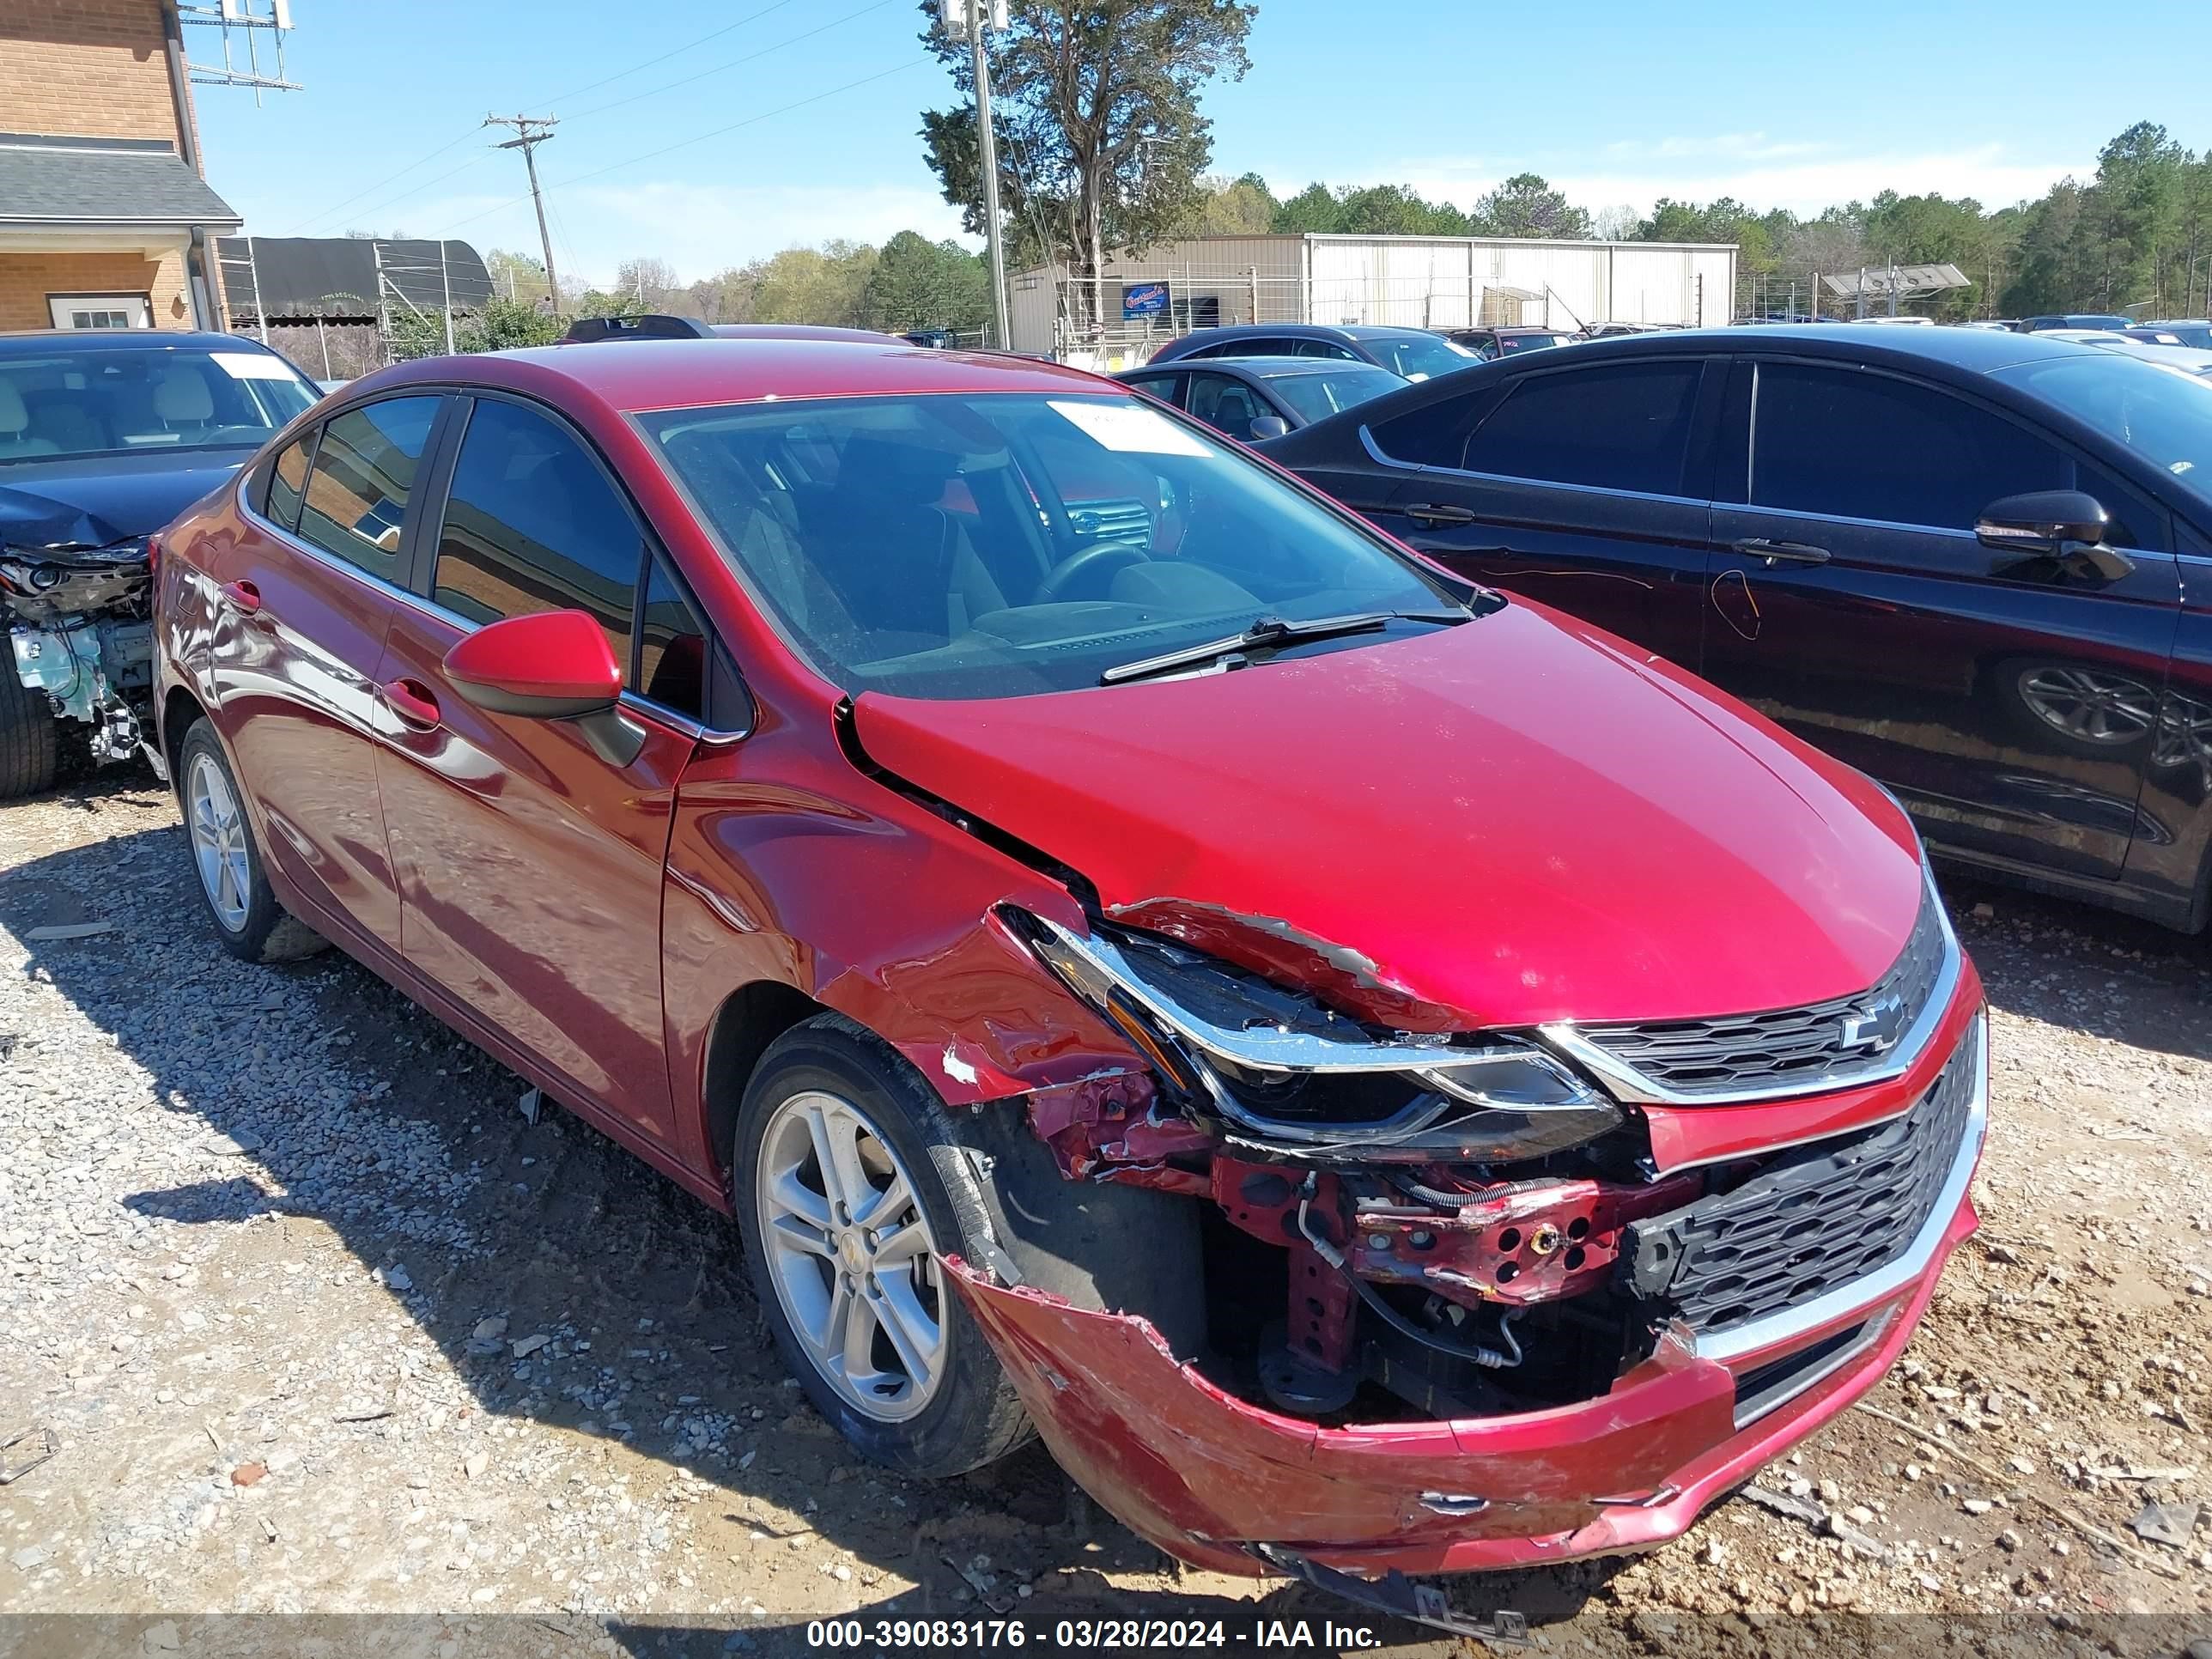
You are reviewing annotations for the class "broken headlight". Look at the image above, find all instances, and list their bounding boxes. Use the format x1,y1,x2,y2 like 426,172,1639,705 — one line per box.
1016,911,1621,1158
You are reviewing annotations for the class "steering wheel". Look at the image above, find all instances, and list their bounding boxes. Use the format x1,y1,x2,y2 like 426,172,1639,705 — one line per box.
1033,539,1151,605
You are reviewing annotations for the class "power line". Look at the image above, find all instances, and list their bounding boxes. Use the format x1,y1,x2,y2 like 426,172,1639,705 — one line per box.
281,0,814,237
540,0,805,105
433,61,927,237
563,0,895,124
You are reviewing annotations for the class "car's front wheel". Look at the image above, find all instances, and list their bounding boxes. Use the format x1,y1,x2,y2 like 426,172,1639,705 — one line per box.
733,1015,1031,1478
0,667,58,800
177,719,326,963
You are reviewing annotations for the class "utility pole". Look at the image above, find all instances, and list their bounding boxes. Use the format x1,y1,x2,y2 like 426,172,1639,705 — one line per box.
485,114,562,320
943,1,1012,349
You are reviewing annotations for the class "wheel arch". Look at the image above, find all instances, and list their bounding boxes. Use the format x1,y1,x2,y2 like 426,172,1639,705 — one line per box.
161,684,209,793
700,977,831,1196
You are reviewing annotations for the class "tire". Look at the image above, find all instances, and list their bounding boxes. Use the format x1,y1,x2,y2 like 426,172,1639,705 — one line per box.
176,719,325,963
0,666,58,800
732,1012,1205,1479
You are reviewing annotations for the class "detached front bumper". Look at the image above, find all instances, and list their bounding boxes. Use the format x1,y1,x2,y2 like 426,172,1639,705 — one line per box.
946,1008,1987,1580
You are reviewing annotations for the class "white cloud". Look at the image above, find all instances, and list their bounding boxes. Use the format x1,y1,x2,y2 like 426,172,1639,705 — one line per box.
401,179,973,288
1604,132,1828,162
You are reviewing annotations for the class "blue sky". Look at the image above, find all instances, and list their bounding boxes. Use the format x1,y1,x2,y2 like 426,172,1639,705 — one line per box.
195,0,2212,286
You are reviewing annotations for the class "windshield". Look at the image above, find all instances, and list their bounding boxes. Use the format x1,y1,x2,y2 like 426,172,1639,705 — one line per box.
642,392,1466,701
1995,351,2212,508
1264,367,1406,422
0,345,317,464
1360,334,1480,382
2154,324,2212,349
1498,333,1574,354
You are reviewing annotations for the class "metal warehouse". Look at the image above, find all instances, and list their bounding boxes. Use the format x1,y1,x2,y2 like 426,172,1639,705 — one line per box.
1012,233,1739,366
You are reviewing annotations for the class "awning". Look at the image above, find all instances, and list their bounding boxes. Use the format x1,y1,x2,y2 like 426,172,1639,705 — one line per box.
213,236,495,322
0,132,240,229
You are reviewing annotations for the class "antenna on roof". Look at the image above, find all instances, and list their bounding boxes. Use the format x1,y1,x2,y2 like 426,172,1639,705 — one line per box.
176,1,299,102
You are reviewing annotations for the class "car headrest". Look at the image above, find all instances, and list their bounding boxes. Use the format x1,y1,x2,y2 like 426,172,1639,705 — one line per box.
155,366,216,423
841,436,956,507
0,379,27,434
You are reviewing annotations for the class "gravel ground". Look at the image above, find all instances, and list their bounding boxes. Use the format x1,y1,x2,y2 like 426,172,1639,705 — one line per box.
3,772,2211,1658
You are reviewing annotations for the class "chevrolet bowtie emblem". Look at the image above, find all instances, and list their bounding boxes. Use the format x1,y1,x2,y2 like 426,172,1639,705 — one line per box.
1839,991,1910,1054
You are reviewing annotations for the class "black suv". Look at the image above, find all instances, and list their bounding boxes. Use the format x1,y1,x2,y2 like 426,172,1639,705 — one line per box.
1264,325,2212,931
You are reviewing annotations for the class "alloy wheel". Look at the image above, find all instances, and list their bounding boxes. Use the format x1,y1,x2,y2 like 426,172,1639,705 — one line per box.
187,752,252,932
2017,665,2156,745
755,1090,945,1421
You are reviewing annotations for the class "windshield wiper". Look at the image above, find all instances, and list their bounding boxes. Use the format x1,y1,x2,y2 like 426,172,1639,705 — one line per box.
1100,609,1466,686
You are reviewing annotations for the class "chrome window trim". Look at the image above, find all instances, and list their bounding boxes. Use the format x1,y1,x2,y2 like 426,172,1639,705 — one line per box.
1539,867,1960,1108
234,494,744,743
1697,1010,1985,1365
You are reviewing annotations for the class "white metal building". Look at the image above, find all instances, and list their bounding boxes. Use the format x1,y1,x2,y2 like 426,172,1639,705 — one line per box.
1010,233,1738,367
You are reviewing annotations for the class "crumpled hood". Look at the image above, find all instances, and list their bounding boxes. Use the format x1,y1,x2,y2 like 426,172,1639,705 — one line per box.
0,449,251,550
853,605,1927,1030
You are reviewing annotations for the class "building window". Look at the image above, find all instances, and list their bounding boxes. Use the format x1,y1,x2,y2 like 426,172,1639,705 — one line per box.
47,295,153,330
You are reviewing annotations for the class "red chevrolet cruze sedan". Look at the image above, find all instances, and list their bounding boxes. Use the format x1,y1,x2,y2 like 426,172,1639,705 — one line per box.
150,337,1984,1630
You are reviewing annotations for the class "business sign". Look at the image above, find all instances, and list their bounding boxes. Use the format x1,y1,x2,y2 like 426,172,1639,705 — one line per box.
1122,283,1170,319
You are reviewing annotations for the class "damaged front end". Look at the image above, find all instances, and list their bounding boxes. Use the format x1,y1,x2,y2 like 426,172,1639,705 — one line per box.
3,538,156,770
963,878,1986,1583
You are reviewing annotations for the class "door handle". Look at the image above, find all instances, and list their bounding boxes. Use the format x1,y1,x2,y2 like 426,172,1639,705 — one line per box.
380,677,442,732
1731,538,1831,567
218,579,264,615
1404,502,1479,526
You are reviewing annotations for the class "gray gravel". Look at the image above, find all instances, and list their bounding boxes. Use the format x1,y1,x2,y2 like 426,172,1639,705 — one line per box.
3,775,2210,1656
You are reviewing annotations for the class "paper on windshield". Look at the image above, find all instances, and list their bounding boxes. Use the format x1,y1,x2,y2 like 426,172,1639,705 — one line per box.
210,351,301,381
1049,399,1212,457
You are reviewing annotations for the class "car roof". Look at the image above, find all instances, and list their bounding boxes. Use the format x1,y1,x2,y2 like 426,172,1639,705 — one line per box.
1565,322,2092,374
0,329,286,356
357,337,1114,414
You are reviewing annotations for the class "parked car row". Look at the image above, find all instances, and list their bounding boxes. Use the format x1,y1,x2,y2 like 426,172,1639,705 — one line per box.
51,317,1993,1637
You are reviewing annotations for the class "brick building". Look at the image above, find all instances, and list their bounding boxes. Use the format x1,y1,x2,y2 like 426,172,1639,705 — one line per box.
0,1,239,332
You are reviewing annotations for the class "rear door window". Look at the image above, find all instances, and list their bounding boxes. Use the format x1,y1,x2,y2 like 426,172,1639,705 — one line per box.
431,398,643,669
1751,362,2071,530
264,429,314,532
1462,361,1705,495
295,396,442,581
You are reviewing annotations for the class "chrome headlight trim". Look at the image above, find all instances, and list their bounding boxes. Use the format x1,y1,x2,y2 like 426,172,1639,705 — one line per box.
1022,913,1599,1102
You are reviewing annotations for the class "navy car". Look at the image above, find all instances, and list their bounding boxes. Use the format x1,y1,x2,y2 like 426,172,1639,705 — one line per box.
1,329,319,796
1261,324,2212,932
1113,355,1406,442
1139,323,1480,383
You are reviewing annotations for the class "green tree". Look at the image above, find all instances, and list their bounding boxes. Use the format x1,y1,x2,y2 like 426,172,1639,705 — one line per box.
860,231,991,334
1334,184,1468,236
1169,173,1277,236
745,240,879,327
388,296,562,361
1270,181,1344,233
1468,173,1590,240
2003,181,2087,315
918,0,1258,328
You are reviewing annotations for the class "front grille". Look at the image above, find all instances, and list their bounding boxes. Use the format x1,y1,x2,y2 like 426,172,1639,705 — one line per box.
1066,497,1153,545
1622,1030,1976,1335
1575,879,1949,1098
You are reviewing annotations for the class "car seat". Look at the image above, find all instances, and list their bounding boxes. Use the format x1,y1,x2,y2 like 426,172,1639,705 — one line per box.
0,380,60,458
